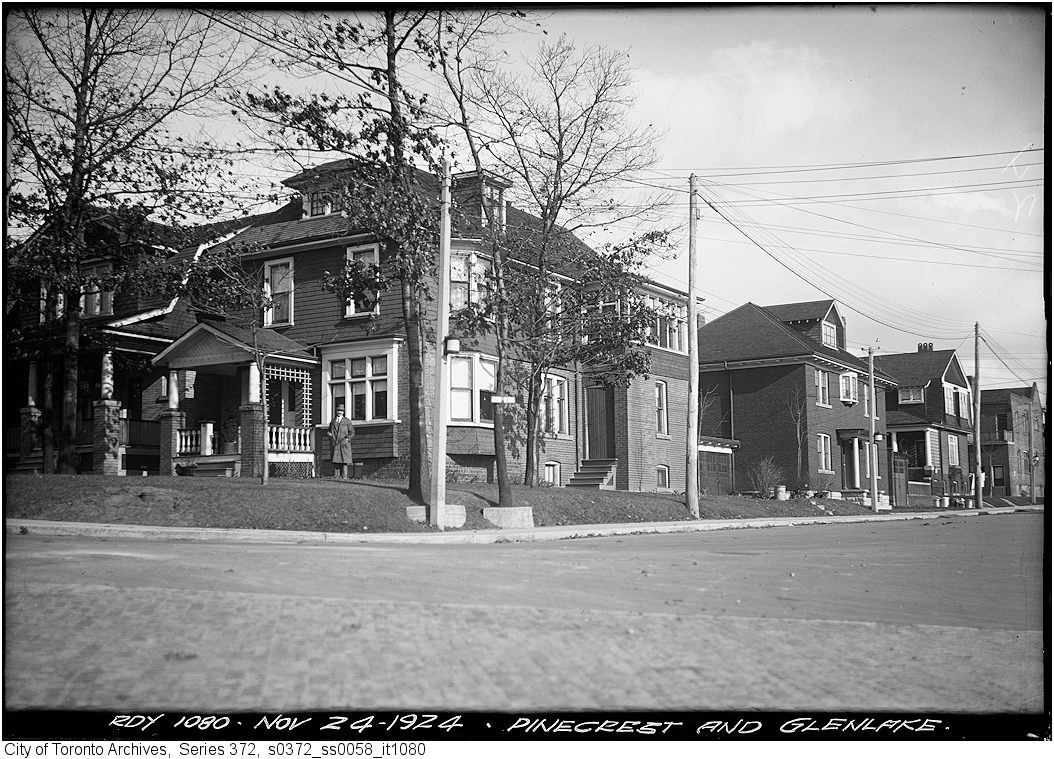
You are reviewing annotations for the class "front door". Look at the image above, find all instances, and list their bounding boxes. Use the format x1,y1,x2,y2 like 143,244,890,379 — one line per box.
586,384,615,459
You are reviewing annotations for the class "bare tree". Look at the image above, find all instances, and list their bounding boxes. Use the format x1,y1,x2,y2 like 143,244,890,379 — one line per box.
450,33,670,485
5,8,257,473
787,385,809,487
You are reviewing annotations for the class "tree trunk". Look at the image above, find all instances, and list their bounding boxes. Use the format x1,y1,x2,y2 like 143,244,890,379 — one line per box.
40,356,56,474
403,278,430,503
522,370,545,487
58,296,81,473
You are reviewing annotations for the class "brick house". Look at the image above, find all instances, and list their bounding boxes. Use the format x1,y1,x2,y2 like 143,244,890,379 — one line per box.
874,344,975,505
971,383,1045,500
8,160,691,492
696,300,896,506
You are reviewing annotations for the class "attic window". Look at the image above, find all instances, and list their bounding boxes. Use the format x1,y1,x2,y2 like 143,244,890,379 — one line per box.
899,387,924,404
822,321,837,348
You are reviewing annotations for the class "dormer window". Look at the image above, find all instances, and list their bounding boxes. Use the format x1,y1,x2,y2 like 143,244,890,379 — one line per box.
822,320,837,348
309,191,326,217
899,387,924,404
308,190,344,217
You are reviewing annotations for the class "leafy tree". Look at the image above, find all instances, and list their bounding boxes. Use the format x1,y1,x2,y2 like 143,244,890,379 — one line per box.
4,8,257,473
230,10,449,504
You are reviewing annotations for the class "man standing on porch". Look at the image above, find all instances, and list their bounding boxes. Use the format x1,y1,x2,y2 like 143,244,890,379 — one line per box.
328,406,355,479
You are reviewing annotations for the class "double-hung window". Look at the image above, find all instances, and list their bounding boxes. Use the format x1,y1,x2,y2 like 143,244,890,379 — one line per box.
450,253,489,312
448,353,497,425
264,258,293,326
543,375,569,435
948,434,960,467
345,244,380,317
656,465,670,490
839,372,859,404
647,296,687,352
815,369,830,406
944,386,956,416
324,342,398,423
655,381,669,435
957,388,971,421
821,321,838,348
80,263,113,317
817,433,832,472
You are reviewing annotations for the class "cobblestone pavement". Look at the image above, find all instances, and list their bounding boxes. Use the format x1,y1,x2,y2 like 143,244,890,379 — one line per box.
4,515,1044,713
6,584,1042,713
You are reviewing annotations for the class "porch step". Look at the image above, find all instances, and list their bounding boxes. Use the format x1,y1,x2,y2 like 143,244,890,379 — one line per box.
192,458,237,477
567,459,617,489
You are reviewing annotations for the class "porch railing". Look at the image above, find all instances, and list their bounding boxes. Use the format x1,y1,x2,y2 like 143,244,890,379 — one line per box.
177,428,201,455
268,425,313,453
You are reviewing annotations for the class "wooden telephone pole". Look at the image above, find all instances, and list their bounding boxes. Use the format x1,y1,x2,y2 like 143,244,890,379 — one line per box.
974,322,983,510
429,161,452,528
686,174,700,518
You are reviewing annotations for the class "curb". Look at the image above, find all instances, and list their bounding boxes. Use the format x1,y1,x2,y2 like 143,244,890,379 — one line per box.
5,506,1042,546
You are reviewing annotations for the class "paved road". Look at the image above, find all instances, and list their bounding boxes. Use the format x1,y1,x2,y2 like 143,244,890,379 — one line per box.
4,513,1044,713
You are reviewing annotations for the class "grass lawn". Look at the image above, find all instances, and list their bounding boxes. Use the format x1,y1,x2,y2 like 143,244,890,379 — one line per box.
5,474,877,533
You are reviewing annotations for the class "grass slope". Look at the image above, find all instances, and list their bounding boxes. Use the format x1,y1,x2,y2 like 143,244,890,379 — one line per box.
5,474,878,533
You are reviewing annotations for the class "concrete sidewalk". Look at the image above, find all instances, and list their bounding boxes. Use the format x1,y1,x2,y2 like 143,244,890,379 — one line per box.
5,504,1042,545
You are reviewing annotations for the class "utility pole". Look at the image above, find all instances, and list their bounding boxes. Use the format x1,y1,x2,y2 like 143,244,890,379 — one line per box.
974,322,983,510
1028,393,1036,505
429,161,452,529
868,346,879,513
686,174,700,519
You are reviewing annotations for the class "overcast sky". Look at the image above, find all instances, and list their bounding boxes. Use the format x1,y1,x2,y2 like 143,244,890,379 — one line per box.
510,4,1047,399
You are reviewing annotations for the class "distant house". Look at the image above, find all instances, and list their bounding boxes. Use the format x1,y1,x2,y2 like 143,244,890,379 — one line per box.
8,160,691,493
972,383,1045,500
696,299,896,506
874,344,974,505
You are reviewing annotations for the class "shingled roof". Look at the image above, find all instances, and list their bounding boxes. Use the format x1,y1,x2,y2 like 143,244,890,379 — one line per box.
763,299,836,323
874,350,957,387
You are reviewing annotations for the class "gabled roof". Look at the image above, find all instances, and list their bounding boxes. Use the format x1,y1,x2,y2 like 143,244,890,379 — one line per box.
763,299,836,324
874,350,959,387
152,319,316,368
697,301,895,381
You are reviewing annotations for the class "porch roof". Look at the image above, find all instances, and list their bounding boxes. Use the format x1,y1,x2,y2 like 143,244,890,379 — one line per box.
151,321,317,370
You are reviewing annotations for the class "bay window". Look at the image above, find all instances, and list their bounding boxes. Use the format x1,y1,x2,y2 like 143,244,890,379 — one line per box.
839,372,858,404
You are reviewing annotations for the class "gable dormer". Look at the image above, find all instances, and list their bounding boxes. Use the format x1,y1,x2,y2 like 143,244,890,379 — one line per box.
452,170,512,232
281,160,353,220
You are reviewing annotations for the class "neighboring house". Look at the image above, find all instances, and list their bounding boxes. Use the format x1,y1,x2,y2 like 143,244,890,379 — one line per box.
8,160,691,492
696,299,896,506
972,383,1045,500
874,343,974,505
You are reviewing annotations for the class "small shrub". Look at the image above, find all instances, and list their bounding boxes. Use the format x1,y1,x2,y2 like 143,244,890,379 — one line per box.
748,457,784,499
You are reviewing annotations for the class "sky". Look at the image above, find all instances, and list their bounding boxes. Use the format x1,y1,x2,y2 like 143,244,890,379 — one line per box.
498,4,1048,401
169,5,1047,401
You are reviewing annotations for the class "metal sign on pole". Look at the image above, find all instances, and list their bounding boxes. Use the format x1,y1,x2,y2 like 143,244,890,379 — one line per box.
429,161,452,529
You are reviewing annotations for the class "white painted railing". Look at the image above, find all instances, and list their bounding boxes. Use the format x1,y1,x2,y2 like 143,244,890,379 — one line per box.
268,425,313,453
177,429,201,455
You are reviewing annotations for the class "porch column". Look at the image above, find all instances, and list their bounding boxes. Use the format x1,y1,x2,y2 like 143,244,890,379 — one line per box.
158,408,186,476
168,370,180,410
27,361,38,407
891,431,899,453
92,399,121,475
247,362,261,403
924,430,933,467
239,403,265,479
851,436,861,489
101,351,114,400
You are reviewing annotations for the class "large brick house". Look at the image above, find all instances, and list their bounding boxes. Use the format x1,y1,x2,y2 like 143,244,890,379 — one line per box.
8,160,691,492
874,344,975,505
972,383,1045,500
696,299,896,506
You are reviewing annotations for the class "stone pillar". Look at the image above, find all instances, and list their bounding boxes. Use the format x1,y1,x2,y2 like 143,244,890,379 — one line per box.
20,406,41,460
240,403,265,479
159,409,186,476
92,399,122,475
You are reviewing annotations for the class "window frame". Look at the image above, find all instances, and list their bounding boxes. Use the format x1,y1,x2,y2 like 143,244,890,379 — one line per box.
948,434,960,467
656,464,670,490
322,341,399,425
839,371,859,404
263,257,294,326
815,369,831,406
344,243,381,318
899,386,924,405
817,433,833,473
821,320,838,348
655,380,669,436
646,295,687,354
542,374,570,436
446,352,498,427
80,263,114,318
